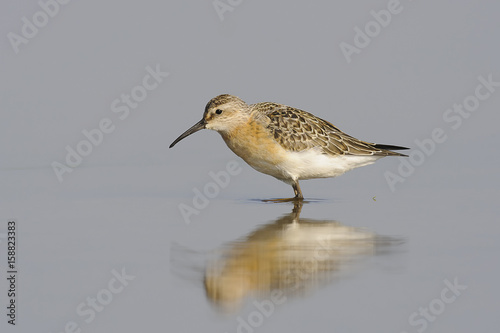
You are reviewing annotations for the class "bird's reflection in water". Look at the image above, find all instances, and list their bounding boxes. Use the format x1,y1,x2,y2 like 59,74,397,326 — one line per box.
172,202,403,311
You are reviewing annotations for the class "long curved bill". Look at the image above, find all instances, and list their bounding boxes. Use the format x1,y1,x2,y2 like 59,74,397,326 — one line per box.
169,119,206,148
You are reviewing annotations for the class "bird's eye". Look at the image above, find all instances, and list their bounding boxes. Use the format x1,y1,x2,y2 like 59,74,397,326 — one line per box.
215,109,223,115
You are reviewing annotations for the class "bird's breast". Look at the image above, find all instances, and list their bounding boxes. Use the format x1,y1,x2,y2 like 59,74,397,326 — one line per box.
220,121,289,178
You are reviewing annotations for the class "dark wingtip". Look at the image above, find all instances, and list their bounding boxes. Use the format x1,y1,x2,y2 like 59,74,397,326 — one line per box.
374,144,410,151
373,144,409,157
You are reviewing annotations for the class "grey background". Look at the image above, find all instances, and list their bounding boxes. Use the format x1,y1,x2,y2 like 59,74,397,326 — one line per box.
1,0,499,332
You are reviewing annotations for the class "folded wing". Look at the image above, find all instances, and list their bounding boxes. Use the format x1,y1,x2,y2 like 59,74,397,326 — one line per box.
258,103,407,157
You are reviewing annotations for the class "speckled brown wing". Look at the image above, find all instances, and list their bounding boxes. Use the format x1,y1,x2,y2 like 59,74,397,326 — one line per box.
254,103,405,156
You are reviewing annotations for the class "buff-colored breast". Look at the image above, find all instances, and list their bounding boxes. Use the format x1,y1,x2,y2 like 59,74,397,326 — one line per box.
220,120,290,181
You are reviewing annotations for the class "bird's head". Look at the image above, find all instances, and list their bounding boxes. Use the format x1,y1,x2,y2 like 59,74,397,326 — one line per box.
169,94,250,148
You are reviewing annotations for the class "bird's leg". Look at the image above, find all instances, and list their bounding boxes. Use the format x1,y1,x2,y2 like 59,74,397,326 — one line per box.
292,181,303,200
262,181,304,203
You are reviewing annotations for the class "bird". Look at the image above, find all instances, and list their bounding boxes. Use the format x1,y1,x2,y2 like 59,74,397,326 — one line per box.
169,94,408,200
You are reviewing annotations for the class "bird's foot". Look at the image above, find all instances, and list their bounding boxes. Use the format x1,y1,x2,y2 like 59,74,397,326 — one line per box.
261,197,304,203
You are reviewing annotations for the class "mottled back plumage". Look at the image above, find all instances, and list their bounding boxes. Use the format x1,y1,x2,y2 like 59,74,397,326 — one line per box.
251,102,407,157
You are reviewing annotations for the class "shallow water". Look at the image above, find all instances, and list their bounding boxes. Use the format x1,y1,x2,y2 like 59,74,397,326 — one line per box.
0,160,498,332
1,1,499,331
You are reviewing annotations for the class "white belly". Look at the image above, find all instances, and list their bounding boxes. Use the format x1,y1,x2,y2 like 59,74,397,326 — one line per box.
274,149,383,183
